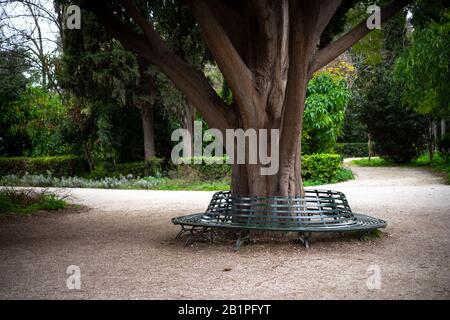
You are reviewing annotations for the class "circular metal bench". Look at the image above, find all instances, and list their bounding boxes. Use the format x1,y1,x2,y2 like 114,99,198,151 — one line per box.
172,190,386,250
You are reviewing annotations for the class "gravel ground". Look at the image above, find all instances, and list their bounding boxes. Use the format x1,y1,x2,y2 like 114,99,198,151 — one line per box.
0,165,449,299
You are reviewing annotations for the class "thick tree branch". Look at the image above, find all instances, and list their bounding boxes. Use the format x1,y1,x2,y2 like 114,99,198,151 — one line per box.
314,0,343,37
87,0,236,132
311,0,411,72
207,0,246,58
189,0,256,126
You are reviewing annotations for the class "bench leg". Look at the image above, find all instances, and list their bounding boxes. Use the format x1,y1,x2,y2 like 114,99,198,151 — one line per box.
176,226,187,239
297,232,311,249
233,231,250,252
178,226,214,246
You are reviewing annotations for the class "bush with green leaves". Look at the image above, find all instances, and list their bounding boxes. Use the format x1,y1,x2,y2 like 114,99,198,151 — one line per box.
86,157,164,179
0,188,66,216
175,157,232,181
0,155,86,177
14,86,72,157
301,154,343,182
176,155,343,183
302,72,351,154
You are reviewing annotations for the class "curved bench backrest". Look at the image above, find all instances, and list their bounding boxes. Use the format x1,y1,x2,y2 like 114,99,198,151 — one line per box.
203,190,357,227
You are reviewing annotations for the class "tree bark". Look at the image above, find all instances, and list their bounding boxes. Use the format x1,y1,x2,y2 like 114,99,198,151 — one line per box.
182,100,196,157
141,102,156,160
136,59,157,169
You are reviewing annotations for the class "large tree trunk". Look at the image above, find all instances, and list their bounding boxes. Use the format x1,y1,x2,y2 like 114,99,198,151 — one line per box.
212,0,317,198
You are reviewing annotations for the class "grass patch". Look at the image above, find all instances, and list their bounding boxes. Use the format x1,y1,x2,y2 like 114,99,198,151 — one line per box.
330,167,354,183
360,229,385,241
351,154,450,184
0,188,67,216
304,167,354,186
411,154,450,183
351,157,392,166
148,179,231,191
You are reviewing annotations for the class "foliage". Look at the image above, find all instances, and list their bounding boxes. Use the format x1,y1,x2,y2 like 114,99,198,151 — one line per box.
0,48,32,156
358,65,428,164
0,188,66,216
394,9,450,116
0,169,352,191
301,154,343,182
335,142,371,158
412,153,450,184
360,229,384,241
345,1,384,66
331,167,354,183
86,157,164,179
353,153,450,184
175,156,232,181
0,173,230,191
319,58,356,81
303,72,351,154
12,86,72,156
348,12,428,165
0,153,353,190
339,101,368,143
176,154,346,184
0,155,86,177
438,133,450,163
351,157,391,167
59,10,142,164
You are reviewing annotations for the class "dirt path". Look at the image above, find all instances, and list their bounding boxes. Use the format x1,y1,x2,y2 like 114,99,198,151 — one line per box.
0,165,449,299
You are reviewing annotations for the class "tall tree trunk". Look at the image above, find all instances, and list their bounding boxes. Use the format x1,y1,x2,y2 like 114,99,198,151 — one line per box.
137,58,157,167
141,102,156,160
441,119,446,139
182,100,195,157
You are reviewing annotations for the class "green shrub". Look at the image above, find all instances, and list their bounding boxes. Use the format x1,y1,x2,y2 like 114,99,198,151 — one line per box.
86,157,164,179
0,188,66,216
0,155,86,177
176,157,232,181
176,155,343,183
335,142,372,157
301,154,342,182
352,157,391,166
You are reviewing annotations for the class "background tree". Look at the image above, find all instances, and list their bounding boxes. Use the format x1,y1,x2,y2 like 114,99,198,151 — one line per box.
349,7,428,163
0,48,32,156
302,72,351,154
394,8,449,116
59,8,142,168
0,0,63,90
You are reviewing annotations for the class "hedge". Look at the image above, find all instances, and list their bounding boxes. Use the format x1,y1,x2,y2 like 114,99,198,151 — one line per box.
176,154,342,183
86,157,164,179
335,142,373,158
0,154,343,183
0,155,87,177
175,157,231,181
301,153,342,182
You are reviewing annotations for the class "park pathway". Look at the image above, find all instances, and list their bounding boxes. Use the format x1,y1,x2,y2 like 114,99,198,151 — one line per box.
0,165,449,299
